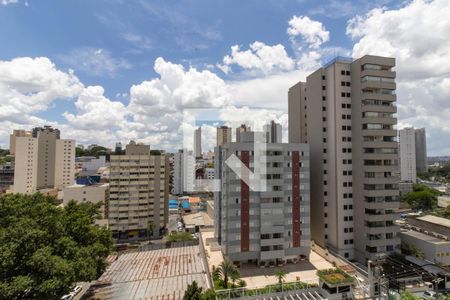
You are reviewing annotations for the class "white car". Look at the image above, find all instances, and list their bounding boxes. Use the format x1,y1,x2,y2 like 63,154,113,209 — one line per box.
423,290,437,299
61,285,82,300
72,285,82,295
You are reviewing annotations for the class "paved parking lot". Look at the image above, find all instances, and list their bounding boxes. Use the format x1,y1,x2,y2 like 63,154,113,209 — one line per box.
201,230,333,289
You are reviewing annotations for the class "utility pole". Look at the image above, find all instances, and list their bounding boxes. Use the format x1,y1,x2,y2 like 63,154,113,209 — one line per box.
368,254,388,299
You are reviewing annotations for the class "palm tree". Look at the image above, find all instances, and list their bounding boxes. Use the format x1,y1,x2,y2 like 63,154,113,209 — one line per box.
274,269,287,285
214,259,239,288
230,269,241,287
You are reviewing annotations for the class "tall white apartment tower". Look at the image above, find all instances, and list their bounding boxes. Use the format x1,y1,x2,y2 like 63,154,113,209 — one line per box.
399,128,417,182
289,55,400,263
173,149,195,195
264,120,282,143
12,126,75,194
194,127,202,158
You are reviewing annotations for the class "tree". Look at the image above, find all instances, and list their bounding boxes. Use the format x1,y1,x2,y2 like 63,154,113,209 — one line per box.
230,269,241,287
200,289,216,300
213,259,239,288
400,292,421,300
401,184,440,210
274,269,287,284
183,281,203,300
401,242,425,259
0,193,113,299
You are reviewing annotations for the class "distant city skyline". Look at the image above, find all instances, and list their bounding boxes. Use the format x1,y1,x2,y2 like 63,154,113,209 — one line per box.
0,0,449,155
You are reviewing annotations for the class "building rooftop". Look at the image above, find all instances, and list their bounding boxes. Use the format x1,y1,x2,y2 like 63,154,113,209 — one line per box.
90,245,209,299
417,215,450,228
400,229,449,245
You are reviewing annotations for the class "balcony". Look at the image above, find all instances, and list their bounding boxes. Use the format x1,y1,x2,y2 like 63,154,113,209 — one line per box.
362,92,396,102
361,69,396,79
260,249,285,261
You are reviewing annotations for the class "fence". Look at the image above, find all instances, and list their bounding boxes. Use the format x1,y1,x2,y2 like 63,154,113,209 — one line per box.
198,231,214,289
215,281,319,300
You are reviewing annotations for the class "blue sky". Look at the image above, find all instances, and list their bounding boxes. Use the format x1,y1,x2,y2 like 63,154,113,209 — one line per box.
0,0,357,98
1,0,450,155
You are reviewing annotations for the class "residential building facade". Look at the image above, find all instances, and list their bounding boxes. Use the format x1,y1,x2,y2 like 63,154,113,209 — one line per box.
264,120,282,143
173,149,195,194
214,132,311,265
399,127,417,182
217,126,232,147
288,55,400,263
109,142,169,240
415,128,428,174
12,126,75,194
236,124,251,142
194,127,202,158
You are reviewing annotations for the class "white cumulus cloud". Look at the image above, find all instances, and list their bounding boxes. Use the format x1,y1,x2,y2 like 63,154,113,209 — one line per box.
218,41,295,75
347,0,450,155
287,15,330,49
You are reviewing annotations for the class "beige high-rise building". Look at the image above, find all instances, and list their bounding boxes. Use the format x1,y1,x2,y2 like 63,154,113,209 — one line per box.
9,129,31,155
289,55,400,263
109,141,169,240
235,124,251,142
12,126,75,194
217,126,232,146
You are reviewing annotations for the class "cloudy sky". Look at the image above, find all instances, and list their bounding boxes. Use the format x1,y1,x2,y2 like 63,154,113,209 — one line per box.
0,0,449,155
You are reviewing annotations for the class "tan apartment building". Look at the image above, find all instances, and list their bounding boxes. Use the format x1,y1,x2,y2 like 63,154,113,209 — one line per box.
12,126,75,194
9,129,32,155
288,55,400,263
109,141,169,240
63,183,110,226
217,126,232,146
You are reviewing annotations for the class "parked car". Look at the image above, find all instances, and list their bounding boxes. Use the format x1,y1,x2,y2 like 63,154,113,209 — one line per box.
72,285,82,295
423,290,437,299
60,285,82,300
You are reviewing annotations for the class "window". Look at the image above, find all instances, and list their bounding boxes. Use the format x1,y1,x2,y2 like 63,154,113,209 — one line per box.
341,81,346,86
323,159,327,164
322,86,326,90
341,92,346,97
323,138,327,142
324,213,328,217
346,93,351,97
324,202,328,206
322,96,326,101
346,70,350,75
324,181,327,185
341,70,345,75
323,127,327,132
322,106,326,111
346,82,350,87
324,191,328,196
324,170,327,174
324,223,328,228
322,75,326,80
323,149,327,153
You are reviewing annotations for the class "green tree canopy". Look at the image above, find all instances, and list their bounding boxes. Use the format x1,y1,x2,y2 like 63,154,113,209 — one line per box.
0,193,113,299
401,184,440,210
